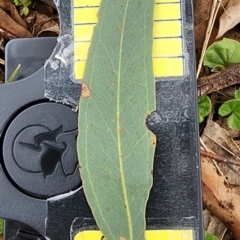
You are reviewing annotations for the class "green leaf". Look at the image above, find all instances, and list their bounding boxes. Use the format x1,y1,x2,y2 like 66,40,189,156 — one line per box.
235,89,240,99
13,0,31,7
77,1,156,240
7,64,21,83
13,0,21,6
0,219,4,234
198,95,211,123
219,99,240,129
204,231,219,240
20,6,29,16
203,38,240,70
22,0,31,7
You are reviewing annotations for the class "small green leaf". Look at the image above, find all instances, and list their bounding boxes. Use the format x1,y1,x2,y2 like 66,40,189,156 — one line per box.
235,89,240,99
13,0,31,6
13,0,21,6
219,99,240,129
203,38,240,70
20,6,29,16
204,231,219,240
198,95,211,123
22,0,31,7
0,218,4,235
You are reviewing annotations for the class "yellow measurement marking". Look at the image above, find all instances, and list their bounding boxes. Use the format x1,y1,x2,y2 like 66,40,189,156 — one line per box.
74,0,184,80
153,39,182,57
74,230,193,240
73,0,102,80
75,42,91,61
74,25,95,42
154,21,182,38
153,0,183,77
74,8,99,24
73,0,101,6
154,4,181,20
154,58,183,77
155,0,180,2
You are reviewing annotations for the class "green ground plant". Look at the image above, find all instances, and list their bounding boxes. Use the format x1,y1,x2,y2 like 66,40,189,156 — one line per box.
204,38,240,70
198,95,212,123
204,231,219,240
198,38,240,129
13,0,32,16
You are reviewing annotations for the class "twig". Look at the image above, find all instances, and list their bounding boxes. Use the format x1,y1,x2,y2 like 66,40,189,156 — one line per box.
0,59,4,65
204,133,240,160
203,133,240,177
201,150,240,166
220,228,228,240
196,0,222,78
198,63,240,96
199,137,227,181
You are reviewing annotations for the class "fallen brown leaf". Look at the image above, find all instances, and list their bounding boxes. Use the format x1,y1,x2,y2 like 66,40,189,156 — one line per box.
202,120,240,185
0,0,28,29
37,24,59,37
194,0,213,50
27,11,59,36
194,0,228,50
202,155,240,239
0,8,32,38
201,119,240,237
217,0,240,39
39,0,57,9
203,209,231,239
224,28,240,43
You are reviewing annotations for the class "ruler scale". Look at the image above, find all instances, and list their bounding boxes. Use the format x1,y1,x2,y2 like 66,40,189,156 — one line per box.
74,0,101,81
153,0,184,77
73,0,202,239
74,0,184,80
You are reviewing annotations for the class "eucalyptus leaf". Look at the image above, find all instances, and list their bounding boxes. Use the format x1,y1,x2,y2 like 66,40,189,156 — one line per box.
219,99,240,129
77,1,156,240
198,95,211,123
203,38,240,69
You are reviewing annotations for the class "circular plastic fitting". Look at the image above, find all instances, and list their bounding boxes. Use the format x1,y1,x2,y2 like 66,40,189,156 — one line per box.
3,102,81,198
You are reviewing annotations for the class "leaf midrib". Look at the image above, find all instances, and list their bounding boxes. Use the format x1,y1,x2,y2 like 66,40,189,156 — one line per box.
117,0,133,239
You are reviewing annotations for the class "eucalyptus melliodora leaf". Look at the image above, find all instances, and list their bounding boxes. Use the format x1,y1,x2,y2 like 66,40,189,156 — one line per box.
77,0,156,240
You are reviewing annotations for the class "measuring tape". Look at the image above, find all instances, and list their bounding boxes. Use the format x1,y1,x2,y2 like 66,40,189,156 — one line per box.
73,0,197,239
